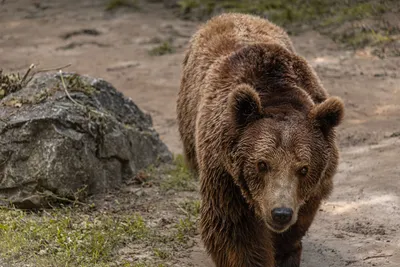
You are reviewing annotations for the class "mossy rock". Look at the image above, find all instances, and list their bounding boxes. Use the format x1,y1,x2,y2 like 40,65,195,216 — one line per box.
0,72,172,209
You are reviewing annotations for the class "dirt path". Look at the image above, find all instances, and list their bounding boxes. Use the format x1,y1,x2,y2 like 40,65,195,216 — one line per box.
0,1,399,266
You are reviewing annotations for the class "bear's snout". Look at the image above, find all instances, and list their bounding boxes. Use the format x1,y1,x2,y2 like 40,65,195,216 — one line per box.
271,207,293,225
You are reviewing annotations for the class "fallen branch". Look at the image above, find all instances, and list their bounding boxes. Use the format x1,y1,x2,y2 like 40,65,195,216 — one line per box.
39,191,87,207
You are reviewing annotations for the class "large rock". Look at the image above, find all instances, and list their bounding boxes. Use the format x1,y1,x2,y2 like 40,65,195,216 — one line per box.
0,72,172,208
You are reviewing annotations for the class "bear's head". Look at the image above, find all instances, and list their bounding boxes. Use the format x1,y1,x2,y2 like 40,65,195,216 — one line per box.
227,84,344,233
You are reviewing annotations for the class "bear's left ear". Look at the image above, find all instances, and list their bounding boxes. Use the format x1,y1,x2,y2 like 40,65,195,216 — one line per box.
228,84,263,128
309,96,344,135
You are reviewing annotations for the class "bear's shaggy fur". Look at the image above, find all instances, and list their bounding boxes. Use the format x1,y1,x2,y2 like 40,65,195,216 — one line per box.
177,13,344,267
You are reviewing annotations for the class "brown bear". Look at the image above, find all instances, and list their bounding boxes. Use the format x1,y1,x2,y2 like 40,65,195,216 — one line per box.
177,13,344,267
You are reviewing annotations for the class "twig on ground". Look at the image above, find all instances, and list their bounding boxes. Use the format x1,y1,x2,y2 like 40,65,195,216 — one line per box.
0,153,11,166
363,254,393,261
21,64,36,84
58,70,107,119
34,64,71,75
73,185,88,200
175,203,189,216
39,191,87,206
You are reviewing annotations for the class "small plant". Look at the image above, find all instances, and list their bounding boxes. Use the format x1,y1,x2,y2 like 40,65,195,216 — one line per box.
148,42,175,56
123,214,149,239
175,216,197,243
153,248,170,260
105,0,139,11
182,200,201,217
0,71,23,99
60,73,96,95
178,0,200,13
0,65,35,100
177,0,216,18
161,154,196,191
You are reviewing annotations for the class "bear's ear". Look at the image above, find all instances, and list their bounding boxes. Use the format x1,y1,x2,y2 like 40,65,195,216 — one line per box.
228,84,262,127
309,96,344,135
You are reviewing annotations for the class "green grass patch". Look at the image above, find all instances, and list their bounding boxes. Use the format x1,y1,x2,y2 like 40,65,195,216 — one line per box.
338,28,396,48
176,0,388,26
148,42,175,56
175,0,399,53
161,154,196,191
0,161,202,266
0,207,148,266
173,199,201,243
321,2,379,27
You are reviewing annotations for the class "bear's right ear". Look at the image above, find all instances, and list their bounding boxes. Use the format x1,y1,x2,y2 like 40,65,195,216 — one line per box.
309,96,344,136
228,84,263,128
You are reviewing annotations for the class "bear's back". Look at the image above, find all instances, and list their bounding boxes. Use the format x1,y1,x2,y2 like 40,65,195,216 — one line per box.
184,13,295,78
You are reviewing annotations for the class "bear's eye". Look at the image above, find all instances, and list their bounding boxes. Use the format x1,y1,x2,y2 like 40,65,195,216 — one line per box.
299,166,309,176
257,161,270,173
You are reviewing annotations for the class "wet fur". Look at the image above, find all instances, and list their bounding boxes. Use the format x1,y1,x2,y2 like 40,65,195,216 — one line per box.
177,13,344,267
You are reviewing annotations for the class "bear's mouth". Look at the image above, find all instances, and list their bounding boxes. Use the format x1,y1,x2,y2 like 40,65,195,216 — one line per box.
266,222,291,233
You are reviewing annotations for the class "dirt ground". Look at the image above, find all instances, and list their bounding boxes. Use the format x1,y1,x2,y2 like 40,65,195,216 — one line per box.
0,0,399,266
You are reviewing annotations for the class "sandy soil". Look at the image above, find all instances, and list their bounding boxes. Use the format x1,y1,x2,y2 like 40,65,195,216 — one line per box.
0,0,399,266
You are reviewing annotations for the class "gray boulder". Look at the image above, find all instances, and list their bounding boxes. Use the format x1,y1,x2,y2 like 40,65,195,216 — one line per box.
0,72,172,208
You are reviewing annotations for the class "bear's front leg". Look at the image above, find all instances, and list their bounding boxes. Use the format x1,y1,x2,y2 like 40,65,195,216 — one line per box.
210,243,275,267
274,196,322,267
200,171,275,267
201,201,276,267
274,241,302,267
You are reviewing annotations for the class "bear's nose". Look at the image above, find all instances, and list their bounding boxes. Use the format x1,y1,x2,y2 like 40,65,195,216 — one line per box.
271,208,293,225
